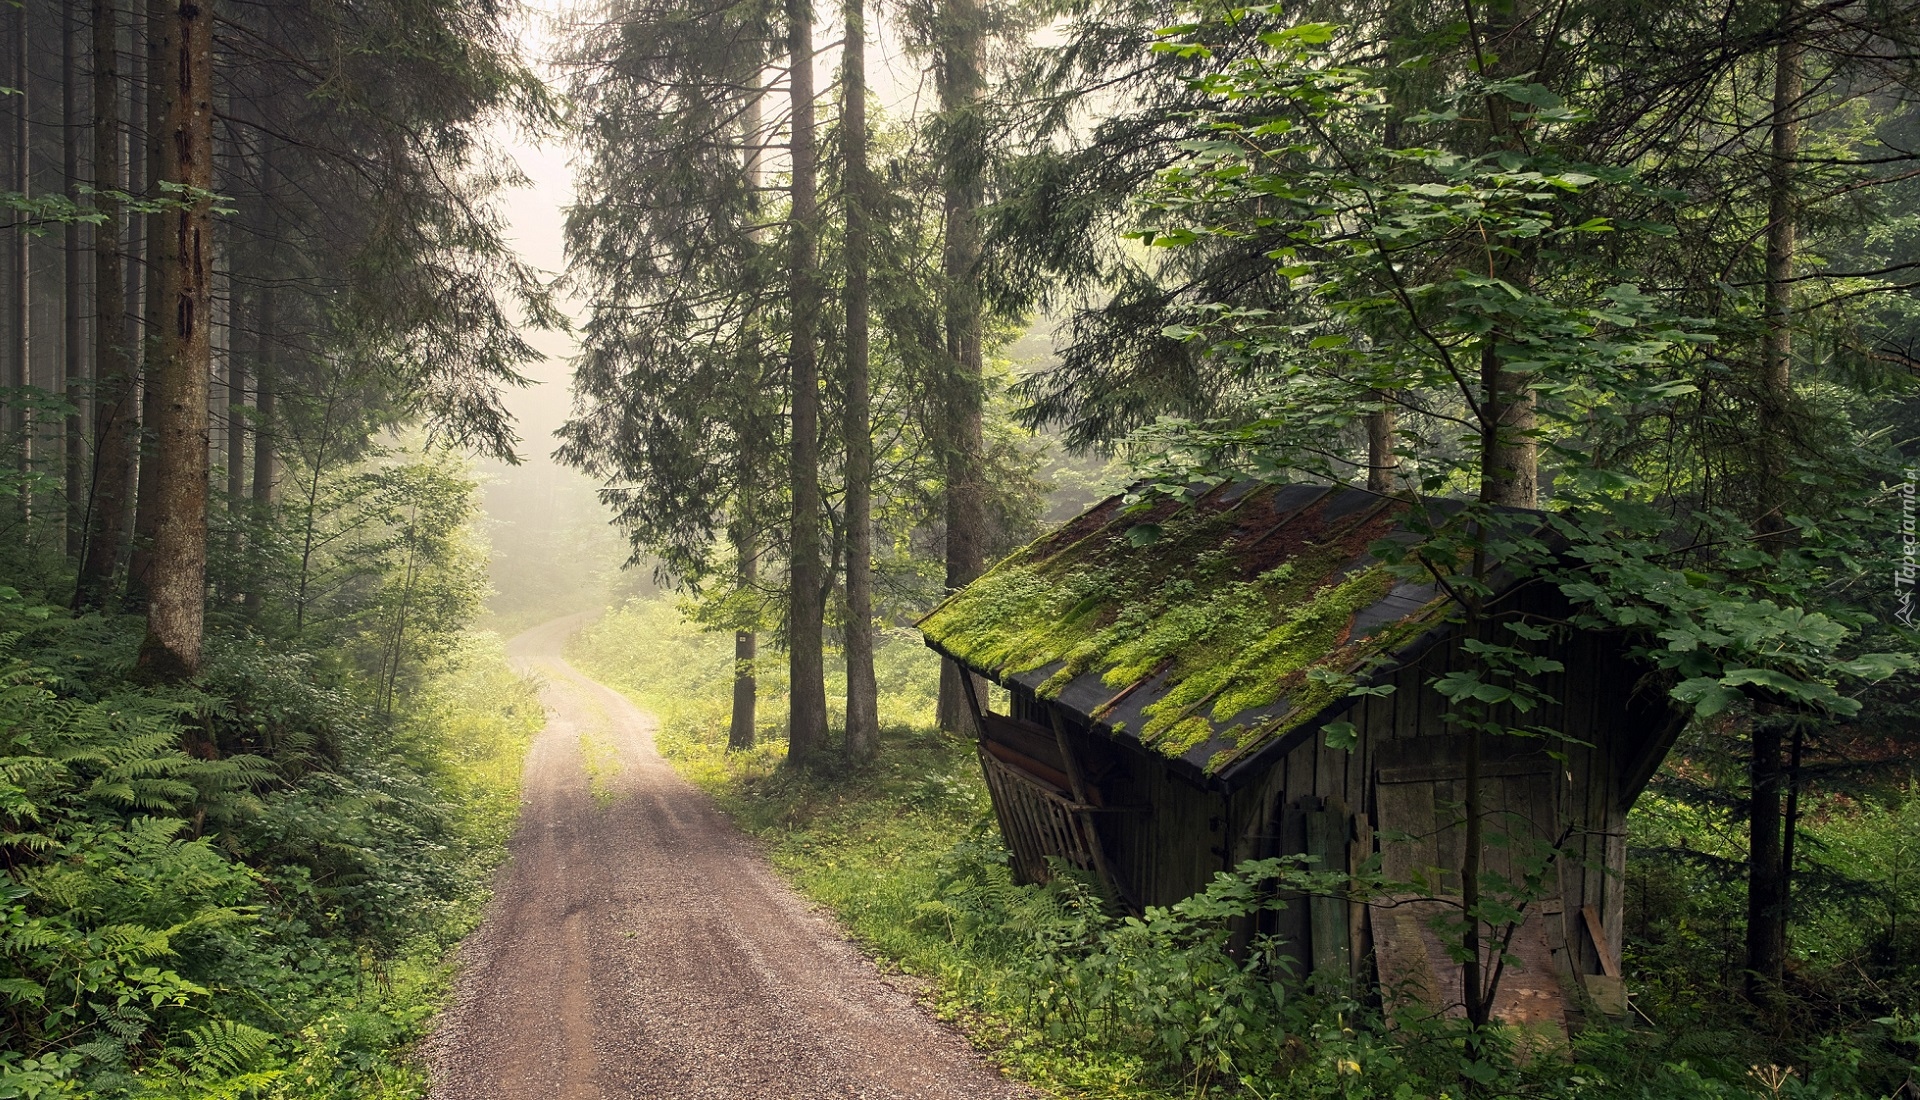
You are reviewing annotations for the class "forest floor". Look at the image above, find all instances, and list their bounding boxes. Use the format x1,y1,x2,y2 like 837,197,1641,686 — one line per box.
425,615,1033,1099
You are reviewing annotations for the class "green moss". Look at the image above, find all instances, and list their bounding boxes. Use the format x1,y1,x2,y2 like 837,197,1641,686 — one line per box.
1149,715,1216,756
920,491,1450,774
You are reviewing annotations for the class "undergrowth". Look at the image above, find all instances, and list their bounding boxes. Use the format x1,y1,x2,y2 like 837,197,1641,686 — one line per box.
571,597,1918,1100
0,592,539,1099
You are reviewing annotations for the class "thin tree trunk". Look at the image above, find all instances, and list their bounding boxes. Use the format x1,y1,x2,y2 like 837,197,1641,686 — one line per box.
226,292,244,507
1761,19,1800,404
135,0,214,680
730,526,758,751
727,79,763,752
125,0,167,608
935,0,989,734
842,0,878,764
1746,715,1788,1011
11,1,32,501
62,0,84,556
785,0,828,765
1461,703,1489,1028
1754,2,1801,537
243,275,275,617
118,4,142,571
77,0,135,610
1744,11,1803,1017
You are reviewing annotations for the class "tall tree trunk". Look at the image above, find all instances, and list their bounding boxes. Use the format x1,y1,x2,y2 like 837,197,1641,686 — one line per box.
243,274,275,617
62,0,84,556
727,81,762,751
1761,21,1800,406
125,0,167,608
1744,10,1803,1017
11,0,32,501
225,292,244,506
118,1,143,571
842,0,878,764
135,0,214,680
77,0,135,610
1754,2,1801,534
784,0,828,765
1473,0,1539,510
935,0,989,734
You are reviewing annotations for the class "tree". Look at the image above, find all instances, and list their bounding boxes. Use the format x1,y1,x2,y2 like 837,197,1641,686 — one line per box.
786,0,830,764
136,0,215,680
60,0,83,556
932,0,992,735
842,0,879,762
9,0,30,490
77,0,137,611
1040,0,1917,1042
558,0,784,750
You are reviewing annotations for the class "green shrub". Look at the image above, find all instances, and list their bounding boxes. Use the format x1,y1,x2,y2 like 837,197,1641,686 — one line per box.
573,597,1917,1100
0,591,540,1100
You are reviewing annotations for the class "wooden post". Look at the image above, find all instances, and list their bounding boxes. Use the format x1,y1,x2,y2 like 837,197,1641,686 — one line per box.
1047,707,1132,909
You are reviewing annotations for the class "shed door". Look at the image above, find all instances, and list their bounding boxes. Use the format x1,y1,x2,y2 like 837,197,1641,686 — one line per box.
1370,747,1571,1035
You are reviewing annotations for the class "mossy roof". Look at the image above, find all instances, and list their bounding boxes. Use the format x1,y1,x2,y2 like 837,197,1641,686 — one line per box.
919,482,1485,785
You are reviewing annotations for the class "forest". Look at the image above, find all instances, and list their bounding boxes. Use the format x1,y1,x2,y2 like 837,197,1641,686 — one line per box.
0,0,1917,1095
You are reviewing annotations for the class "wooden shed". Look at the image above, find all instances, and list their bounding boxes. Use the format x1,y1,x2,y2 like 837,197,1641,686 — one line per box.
918,481,1683,1030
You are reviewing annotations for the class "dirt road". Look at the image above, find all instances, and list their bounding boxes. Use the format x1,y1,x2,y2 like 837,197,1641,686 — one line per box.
428,615,1032,1099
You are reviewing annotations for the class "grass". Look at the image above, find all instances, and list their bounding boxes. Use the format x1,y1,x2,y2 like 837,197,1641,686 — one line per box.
567,599,1207,1098
565,597,1920,1100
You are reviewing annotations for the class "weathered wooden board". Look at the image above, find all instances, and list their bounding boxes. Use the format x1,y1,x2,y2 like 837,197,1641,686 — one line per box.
1371,761,1571,1035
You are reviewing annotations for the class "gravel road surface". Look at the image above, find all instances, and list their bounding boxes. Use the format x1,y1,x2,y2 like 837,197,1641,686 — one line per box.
428,614,1033,1099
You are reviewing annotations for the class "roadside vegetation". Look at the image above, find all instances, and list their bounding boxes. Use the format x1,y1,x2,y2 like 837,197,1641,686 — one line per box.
574,598,1919,1100
0,596,538,1099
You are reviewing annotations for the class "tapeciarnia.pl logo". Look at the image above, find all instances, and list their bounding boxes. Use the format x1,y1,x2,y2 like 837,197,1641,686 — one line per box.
1899,468,1918,629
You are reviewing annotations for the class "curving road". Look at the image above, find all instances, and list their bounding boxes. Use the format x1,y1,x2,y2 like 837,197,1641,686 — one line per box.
427,614,1032,1100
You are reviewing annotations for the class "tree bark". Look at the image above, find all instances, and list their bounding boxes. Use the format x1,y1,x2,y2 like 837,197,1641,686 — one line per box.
118,3,143,570
1761,16,1800,405
841,0,878,764
729,526,759,751
784,0,828,765
243,270,275,617
727,77,763,752
225,292,244,507
1743,11,1803,1016
125,0,167,609
1746,714,1788,1011
11,0,32,499
135,0,214,680
62,0,85,556
935,0,989,734
1754,1,1801,539
77,0,136,610
1366,401,1396,493
1472,0,1541,510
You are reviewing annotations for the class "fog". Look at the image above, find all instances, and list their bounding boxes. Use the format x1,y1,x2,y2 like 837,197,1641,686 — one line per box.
475,6,638,630
473,3,1111,629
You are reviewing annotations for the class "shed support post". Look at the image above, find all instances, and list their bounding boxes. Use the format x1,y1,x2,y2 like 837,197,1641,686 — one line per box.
956,663,987,739
1046,709,1132,910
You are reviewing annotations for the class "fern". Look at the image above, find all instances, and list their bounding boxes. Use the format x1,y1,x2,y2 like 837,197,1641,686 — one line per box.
182,1020,276,1079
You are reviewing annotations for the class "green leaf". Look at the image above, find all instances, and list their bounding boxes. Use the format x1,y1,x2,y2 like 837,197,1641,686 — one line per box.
1322,721,1358,750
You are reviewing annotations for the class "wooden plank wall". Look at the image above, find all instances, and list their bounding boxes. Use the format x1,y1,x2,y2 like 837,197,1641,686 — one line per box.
1221,626,1637,989
998,617,1645,992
